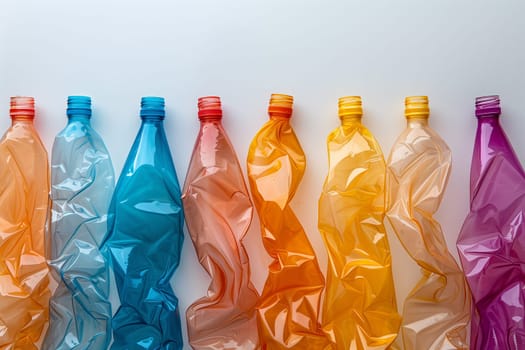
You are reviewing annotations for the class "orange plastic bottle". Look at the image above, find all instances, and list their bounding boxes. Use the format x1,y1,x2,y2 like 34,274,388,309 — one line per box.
0,97,50,348
247,94,330,349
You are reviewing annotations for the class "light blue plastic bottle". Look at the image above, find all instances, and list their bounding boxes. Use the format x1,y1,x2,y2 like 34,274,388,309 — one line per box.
43,96,115,350
102,97,184,350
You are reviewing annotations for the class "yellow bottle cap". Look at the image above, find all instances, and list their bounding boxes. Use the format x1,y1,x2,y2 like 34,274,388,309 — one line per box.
338,96,362,118
405,96,429,118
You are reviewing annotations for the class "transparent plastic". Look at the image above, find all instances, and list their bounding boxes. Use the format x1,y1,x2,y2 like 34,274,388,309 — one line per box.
457,96,525,349
0,97,50,348
386,96,470,349
43,96,115,350
247,94,330,349
102,97,184,350
318,96,400,350
183,96,260,349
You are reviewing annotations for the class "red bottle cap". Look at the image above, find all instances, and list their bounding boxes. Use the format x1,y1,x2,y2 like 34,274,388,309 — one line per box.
198,96,222,120
10,96,35,119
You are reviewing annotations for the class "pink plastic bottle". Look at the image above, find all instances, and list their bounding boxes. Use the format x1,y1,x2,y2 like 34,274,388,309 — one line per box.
183,96,260,349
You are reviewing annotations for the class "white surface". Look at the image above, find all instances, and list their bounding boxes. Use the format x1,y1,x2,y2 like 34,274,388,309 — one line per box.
1,0,525,348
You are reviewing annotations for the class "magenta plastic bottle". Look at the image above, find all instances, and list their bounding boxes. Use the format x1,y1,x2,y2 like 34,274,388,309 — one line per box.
457,95,525,349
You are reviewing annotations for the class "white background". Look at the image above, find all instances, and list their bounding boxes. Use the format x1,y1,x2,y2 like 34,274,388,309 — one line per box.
1,1,525,348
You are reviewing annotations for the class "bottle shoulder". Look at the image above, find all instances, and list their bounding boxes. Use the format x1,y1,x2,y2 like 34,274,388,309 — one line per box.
387,126,451,190
1,123,48,158
184,126,245,191
473,121,525,183
0,124,49,191
327,123,384,159
53,122,112,165
391,125,450,157
118,124,180,194
248,119,304,163
57,121,108,145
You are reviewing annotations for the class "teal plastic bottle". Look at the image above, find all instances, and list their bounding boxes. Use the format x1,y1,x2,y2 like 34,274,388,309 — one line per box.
43,96,114,350
102,97,184,349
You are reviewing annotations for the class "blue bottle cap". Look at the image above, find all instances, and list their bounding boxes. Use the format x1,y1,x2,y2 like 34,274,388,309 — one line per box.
67,96,92,117
141,96,165,119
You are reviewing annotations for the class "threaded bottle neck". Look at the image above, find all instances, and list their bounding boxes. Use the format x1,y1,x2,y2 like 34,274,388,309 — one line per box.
338,96,362,124
475,95,501,118
10,96,35,121
140,96,165,121
268,93,293,119
67,95,91,120
198,96,222,121
405,96,429,120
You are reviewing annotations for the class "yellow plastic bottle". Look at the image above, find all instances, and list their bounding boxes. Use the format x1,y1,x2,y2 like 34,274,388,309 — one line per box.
0,97,50,349
386,96,470,350
318,96,400,350
247,94,330,349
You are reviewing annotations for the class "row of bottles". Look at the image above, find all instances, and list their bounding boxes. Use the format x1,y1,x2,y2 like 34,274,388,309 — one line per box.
0,94,522,350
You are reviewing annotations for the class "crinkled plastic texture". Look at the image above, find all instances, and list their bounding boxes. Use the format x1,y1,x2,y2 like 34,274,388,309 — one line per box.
183,97,260,349
0,97,50,349
386,112,470,350
43,105,115,349
102,99,184,350
457,96,525,350
247,94,330,349
318,110,400,349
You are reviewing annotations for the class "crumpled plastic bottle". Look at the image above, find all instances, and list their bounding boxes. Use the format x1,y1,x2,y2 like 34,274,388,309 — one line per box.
386,96,470,350
102,97,184,350
457,95,525,349
43,96,115,350
318,96,400,350
247,94,330,349
0,97,50,349
183,96,260,349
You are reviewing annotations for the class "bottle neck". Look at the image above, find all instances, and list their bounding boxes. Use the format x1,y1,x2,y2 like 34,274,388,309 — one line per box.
141,115,164,123
11,115,34,124
407,116,429,128
475,95,501,118
199,115,222,123
340,115,362,125
477,113,500,121
268,94,293,120
10,97,35,123
68,114,91,123
269,112,291,120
